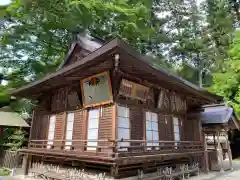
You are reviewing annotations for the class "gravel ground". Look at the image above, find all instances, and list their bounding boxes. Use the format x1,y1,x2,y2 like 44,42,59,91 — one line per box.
190,161,240,180
2,162,240,180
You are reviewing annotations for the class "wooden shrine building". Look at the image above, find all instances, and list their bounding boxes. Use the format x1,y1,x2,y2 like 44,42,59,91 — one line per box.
10,34,225,178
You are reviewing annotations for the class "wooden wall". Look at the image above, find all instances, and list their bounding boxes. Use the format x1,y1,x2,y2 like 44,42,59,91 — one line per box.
159,114,174,141
115,101,200,142
30,109,48,141
181,117,201,141
31,103,201,151
30,104,114,151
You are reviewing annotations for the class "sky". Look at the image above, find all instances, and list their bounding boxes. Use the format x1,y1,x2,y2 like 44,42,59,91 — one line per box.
0,0,11,6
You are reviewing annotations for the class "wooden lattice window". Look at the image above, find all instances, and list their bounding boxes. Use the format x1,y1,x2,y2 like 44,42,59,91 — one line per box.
119,79,133,97
119,79,149,102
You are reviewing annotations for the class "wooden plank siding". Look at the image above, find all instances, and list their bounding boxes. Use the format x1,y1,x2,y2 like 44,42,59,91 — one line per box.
158,114,171,140
72,109,86,151
31,110,48,141
53,112,66,149
129,106,144,146
166,115,174,140
98,105,113,152
30,110,39,140
180,118,201,141
179,116,185,141
181,117,188,141
41,115,49,140
193,119,201,141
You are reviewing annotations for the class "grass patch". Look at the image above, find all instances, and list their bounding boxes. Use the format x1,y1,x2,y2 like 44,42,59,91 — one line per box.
0,168,11,176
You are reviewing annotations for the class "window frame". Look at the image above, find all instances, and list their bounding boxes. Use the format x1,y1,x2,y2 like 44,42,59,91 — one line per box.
80,71,113,108
86,108,100,151
47,115,56,149
117,105,130,151
173,116,181,149
145,111,159,149
65,112,75,150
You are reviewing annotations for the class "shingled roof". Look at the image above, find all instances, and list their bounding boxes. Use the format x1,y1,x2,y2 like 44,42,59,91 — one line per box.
58,33,105,69
10,37,223,103
200,104,239,130
0,106,29,127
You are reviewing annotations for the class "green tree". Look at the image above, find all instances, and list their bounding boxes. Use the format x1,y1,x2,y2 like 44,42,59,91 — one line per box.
0,0,236,109
170,0,234,87
0,0,165,114
0,0,171,87
204,0,234,70
2,128,28,151
210,30,240,115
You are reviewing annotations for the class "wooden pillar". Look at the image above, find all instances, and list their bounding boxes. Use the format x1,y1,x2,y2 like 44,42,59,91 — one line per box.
225,129,233,170
203,131,209,172
217,130,224,172
111,164,119,178
213,133,217,150
112,104,116,141
28,109,35,148
110,165,115,177
22,154,30,176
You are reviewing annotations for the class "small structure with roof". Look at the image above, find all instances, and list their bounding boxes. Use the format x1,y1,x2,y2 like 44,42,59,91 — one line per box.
199,104,239,172
0,106,29,128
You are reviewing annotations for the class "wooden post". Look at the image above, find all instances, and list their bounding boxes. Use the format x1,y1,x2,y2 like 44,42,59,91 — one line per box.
227,138,233,170
28,109,35,148
217,130,224,172
213,133,217,150
224,128,233,170
203,131,209,172
112,103,116,141
22,154,30,176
